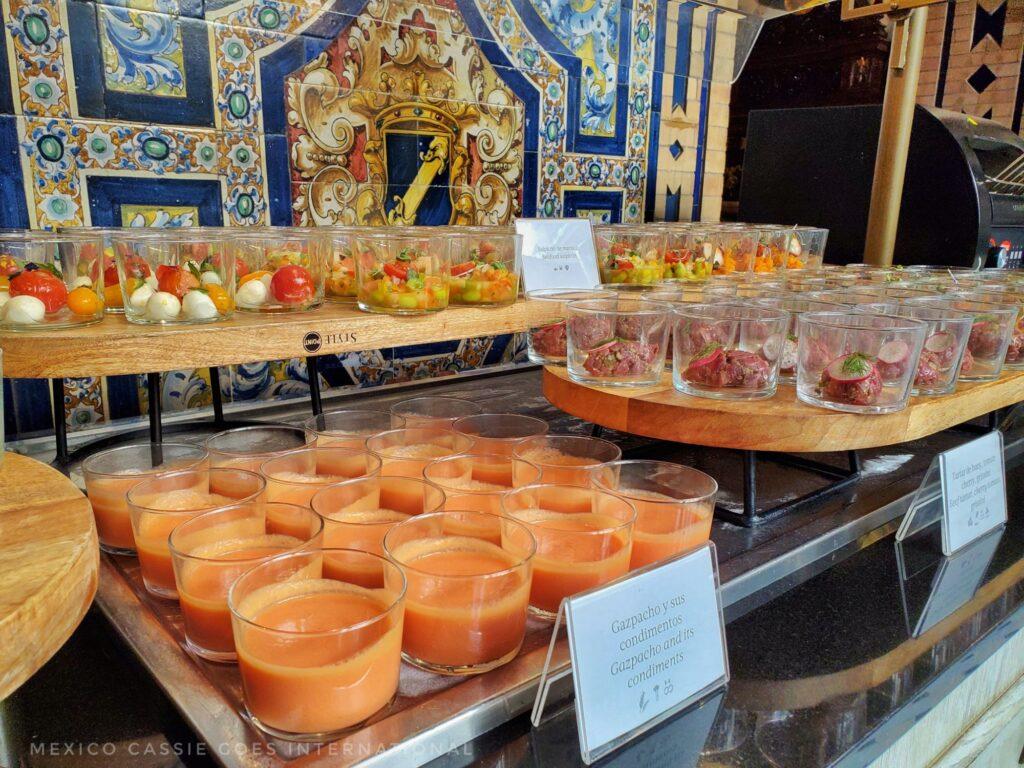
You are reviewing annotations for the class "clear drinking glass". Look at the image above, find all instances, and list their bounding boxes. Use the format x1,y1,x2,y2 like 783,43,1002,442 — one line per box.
260,447,381,505
524,288,615,366
447,230,522,307
229,548,406,740
594,226,666,288
383,510,535,674
366,427,476,478
424,453,541,512
60,226,127,313
565,298,671,387
110,229,235,324
303,409,395,449
169,501,323,661
82,442,208,555
312,475,446,555
501,484,636,618
233,228,326,312
0,231,105,329
796,312,928,414
671,304,789,399
354,230,450,315
908,297,1018,381
660,226,714,283
452,413,550,457
127,467,266,598
513,435,621,486
324,226,360,301
753,297,845,383
389,396,482,429
206,425,313,471
592,460,717,569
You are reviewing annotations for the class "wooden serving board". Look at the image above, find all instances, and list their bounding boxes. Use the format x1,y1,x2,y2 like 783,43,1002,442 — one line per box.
0,300,563,379
543,366,1024,453
0,453,98,699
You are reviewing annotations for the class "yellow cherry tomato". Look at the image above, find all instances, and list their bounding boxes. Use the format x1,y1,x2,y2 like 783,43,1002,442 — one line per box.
0,275,8,291
68,286,101,316
239,269,271,287
104,283,123,308
205,284,233,313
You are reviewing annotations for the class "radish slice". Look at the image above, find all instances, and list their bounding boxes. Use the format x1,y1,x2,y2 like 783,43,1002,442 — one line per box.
878,339,910,365
585,338,617,354
689,344,725,369
779,337,798,371
826,353,874,383
924,331,954,354
760,333,783,362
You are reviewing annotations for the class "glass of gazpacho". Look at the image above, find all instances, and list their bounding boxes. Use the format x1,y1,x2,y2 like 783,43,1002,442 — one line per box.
424,453,541,512
206,425,312,472
169,501,323,661
127,467,266,599
312,475,446,555
302,409,396,449
384,510,535,674
229,548,406,740
513,434,621,486
592,460,717,569
501,485,636,618
389,395,482,429
83,442,207,554
260,446,381,506
366,427,476,479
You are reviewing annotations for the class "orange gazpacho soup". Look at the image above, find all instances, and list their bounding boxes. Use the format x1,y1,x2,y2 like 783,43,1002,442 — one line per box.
625,488,714,569
511,509,631,615
133,489,235,596
378,442,454,479
234,579,403,735
515,446,598,486
177,534,302,655
391,537,531,670
87,472,146,552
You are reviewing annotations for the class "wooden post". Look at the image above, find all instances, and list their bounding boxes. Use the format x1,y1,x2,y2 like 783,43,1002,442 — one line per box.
863,6,928,266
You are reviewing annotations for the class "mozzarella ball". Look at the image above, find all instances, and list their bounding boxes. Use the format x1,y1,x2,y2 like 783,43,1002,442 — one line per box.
4,294,46,324
145,291,181,321
200,271,222,287
182,290,219,320
71,275,92,289
129,283,154,311
236,279,268,307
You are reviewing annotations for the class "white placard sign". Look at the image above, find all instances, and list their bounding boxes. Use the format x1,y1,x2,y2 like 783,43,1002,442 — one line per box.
532,543,729,764
515,218,601,291
939,431,1007,555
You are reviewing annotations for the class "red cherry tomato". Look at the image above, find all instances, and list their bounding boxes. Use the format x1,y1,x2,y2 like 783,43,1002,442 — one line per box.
9,268,68,313
613,259,635,270
270,265,314,304
450,262,476,277
156,265,199,298
234,256,248,279
106,255,150,286
382,263,409,281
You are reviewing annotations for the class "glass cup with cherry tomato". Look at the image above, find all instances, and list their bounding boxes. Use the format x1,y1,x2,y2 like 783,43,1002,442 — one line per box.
60,226,129,314
658,226,713,283
354,230,450,315
447,228,522,308
0,231,105,330
324,227,361,302
109,229,236,325
594,225,666,289
234,228,326,313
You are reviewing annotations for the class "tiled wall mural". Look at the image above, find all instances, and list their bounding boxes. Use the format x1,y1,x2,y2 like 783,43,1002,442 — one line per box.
0,0,734,440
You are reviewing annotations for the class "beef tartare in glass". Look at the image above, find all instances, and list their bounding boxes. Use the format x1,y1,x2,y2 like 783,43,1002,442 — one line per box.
524,289,615,365
566,298,671,386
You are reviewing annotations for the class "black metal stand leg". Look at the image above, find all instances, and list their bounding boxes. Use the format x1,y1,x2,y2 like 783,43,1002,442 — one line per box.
51,377,69,467
742,450,756,523
307,356,322,417
209,366,225,425
147,373,162,444
591,424,605,439
848,450,861,474
988,409,999,432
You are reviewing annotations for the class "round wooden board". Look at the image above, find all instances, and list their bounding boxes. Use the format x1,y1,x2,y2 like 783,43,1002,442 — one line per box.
0,453,98,699
543,366,1024,452
0,300,563,379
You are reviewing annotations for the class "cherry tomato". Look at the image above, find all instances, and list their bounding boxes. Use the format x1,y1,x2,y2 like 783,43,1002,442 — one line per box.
205,284,233,313
104,283,123,308
450,262,476,277
382,263,409,281
270,265,315,304
610,242,628,256
234,256,248,279
156,265,200,298
239,269,271,286
9,268,68,313
67,286,101,316
613,260,635,271
106,255,150,287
